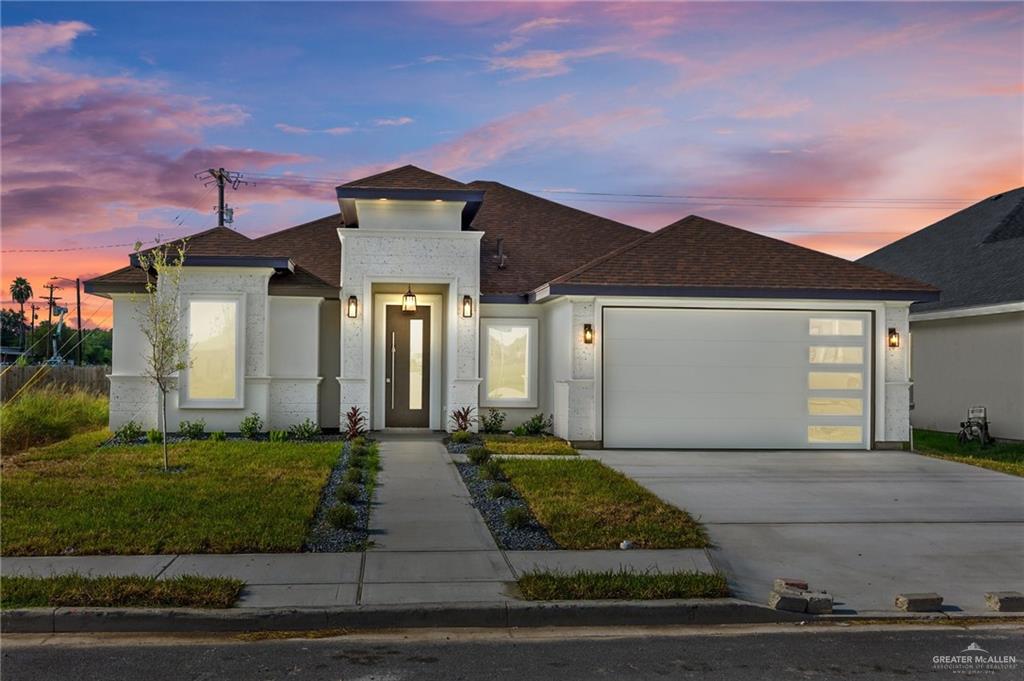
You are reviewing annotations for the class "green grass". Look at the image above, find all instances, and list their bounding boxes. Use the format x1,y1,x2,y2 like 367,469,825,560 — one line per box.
0,386,108,455
518,569,729,600
498,459,709,549
1,431,340,555
0,574,244,609
483,435,578,456
914,429,1024,477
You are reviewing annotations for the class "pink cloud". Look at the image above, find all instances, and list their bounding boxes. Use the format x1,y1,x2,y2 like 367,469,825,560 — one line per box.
0,20,93,78
735,97,812,120
495,16,574,52
488,45,618,80
275,123,354,135
373,116,414,127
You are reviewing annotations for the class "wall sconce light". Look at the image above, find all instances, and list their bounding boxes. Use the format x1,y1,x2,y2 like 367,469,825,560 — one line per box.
887,327,900,348
401,285,417,313
346,295,358,319
583,323,594,344
462,295,473,318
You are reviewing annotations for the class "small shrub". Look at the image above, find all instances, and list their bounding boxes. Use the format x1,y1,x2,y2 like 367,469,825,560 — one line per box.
450,430,472,444
480,408,507,434
146,429,163,444
239,413,263,440
335,482,361,502
523,413,554,436
479,459,504,481
350,436,366,449
179,419,206,440
449,406,475,432
209,431,227,442
467,446,492,465
355,455,377,471
344,406,367,440
288,418,321,441
503,506,531,529
488,482,515,499
269,430,288,443
327,504,358,530
344,467,364,484
513,425,528,437
114,420,143,443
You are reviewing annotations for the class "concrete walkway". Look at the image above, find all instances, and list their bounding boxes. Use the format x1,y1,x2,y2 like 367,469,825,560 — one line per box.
1,435,714,608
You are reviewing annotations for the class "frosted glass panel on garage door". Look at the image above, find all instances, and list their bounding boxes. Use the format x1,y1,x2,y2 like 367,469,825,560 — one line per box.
602,308,871,449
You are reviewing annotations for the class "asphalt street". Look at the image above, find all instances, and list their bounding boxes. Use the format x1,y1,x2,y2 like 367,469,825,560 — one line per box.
3,624,1022,680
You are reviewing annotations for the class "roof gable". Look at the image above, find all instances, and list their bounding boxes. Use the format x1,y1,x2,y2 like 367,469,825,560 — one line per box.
342,164,468,190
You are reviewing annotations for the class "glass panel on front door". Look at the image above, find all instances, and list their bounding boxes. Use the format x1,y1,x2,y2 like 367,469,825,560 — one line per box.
385,305,430,427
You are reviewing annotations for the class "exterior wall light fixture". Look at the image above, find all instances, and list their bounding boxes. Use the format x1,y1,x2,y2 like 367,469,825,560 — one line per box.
402,285,417,313
462,295,473,318
346,295,358,319
583,323,594,344
887,327,900,348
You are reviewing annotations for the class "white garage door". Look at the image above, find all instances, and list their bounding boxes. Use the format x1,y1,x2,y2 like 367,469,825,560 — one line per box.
603,308,871,449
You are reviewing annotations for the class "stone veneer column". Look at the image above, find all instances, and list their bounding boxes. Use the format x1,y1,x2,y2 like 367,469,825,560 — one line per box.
565,297,598,442
883,303,912,443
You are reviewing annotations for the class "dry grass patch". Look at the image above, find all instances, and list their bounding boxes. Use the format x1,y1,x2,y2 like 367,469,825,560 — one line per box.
518,569,728,600
483,435,577,456
0,574,244,609
2,430,339,555
1,386,108,455
498,459,709,549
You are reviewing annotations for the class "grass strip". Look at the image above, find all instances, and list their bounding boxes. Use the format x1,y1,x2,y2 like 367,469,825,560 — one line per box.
518,569,729,600
483,435,577,456
913,429,1024,477
2,431,339,555
0,387,108,455
498,459,709,549
0,574,244,609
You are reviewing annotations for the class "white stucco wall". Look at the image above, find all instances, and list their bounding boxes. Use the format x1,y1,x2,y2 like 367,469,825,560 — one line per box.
910,311,1024,440
354,200,466,231
478,302,550,430
267,296,323,429
337,229,483,431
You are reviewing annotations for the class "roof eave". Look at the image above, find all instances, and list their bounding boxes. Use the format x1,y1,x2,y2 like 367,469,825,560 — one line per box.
127,254,294,271
536,283,940,302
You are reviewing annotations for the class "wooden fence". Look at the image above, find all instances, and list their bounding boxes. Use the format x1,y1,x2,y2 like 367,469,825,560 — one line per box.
0,365,110,401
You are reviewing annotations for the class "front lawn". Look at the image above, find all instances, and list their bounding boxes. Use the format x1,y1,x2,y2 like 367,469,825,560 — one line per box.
914,429,1024,477
498,459,709,549
0,574,244,609
518,569,729,600
0,387,108,455
2,431,340,555
483,435,577,456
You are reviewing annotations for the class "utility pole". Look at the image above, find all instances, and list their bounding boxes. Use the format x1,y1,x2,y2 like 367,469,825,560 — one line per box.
75,278,82,366
42,281,61,360
195,168,247,228
29,303,38,359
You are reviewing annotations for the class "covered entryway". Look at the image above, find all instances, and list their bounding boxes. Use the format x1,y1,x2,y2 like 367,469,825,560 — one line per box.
602,307,872,449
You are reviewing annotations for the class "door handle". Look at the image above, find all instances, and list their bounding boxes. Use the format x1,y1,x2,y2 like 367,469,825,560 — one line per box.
390,331,396,410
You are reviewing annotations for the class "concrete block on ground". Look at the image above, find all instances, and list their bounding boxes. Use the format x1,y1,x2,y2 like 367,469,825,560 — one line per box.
985,591,1024,612
805,591,834,615
773,578,809,592
894,592,943,612
768,589,808,613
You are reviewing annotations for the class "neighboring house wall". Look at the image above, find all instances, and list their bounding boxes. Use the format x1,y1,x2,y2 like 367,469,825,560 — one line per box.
267,296,322,429
910,311,1024,440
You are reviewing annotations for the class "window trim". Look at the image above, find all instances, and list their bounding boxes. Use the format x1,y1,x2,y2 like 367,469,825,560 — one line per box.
179,292,246,409
480,317,539,408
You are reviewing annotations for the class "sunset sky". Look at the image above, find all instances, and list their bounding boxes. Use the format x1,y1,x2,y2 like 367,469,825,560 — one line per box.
2,1,1022,328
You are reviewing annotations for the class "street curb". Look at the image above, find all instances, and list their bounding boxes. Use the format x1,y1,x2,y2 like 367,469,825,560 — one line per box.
1,598,806,634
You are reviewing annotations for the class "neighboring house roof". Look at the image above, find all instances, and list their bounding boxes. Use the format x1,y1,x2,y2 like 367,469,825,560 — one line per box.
858,187,1024,312
543,215,938,300
87,165,938,302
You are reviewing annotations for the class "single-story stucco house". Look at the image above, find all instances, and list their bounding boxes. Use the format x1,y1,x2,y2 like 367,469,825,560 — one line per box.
859,187,1024,441
86,165,939,449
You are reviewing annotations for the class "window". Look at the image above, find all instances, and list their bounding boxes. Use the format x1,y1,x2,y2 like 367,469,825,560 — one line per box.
809,318,864,336
183,296,244,406
808,372,863,390
481,318,538,407
808,398,863,416
809,346,864,364
808,425,863,444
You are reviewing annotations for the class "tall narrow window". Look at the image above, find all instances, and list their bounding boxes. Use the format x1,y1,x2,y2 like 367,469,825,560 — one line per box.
184,296,242,407
481,319,538,407
409,319,423,410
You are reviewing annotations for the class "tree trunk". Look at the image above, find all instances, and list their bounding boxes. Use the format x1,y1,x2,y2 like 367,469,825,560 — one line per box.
160,389,169,471
18,302,25,351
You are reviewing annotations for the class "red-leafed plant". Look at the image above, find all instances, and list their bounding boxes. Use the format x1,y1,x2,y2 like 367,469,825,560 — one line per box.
449,406,476,432
344,406,367,440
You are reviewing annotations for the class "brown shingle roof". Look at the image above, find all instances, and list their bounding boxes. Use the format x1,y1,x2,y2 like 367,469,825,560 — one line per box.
467,181,644,295
342,164,469,190
250,214,341,286
551,215,938,296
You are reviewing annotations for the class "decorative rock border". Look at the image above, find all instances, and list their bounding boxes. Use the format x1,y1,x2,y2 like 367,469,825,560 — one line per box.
304,440,378,552
455,461,559,551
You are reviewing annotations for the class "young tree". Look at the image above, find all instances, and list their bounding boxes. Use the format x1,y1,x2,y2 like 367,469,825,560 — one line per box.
133,239,191,471
9,277,32,350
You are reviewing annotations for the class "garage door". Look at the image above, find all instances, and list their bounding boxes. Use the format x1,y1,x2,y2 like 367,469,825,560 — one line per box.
602,308,871,449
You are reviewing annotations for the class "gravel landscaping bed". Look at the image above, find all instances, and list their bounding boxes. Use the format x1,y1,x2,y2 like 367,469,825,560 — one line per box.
456,461,559,551
304,440,378,552
444,435,484,456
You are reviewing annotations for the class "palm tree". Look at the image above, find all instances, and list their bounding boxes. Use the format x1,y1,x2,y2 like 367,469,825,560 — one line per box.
9,277,32,351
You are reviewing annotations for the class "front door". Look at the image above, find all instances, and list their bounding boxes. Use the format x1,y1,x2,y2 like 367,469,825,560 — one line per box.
385,304,431,427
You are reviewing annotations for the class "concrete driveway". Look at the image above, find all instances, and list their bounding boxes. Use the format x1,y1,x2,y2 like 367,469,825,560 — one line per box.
586,449,1024,614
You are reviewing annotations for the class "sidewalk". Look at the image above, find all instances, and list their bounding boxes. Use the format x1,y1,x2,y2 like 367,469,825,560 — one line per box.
1,436,715,609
